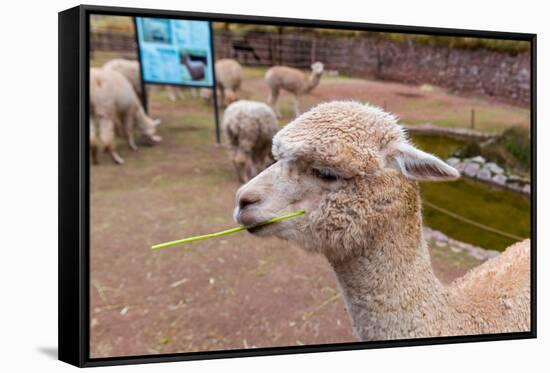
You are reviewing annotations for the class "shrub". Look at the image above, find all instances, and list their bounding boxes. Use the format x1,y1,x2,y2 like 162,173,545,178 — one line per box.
453,127,531,174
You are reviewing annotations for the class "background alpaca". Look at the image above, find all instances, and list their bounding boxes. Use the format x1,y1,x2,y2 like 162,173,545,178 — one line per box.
89,115,124,165
102,58,143,97
222,100,278,183
233,101,530,340
265,61,324,118
216,59,243,106
90,68,161,155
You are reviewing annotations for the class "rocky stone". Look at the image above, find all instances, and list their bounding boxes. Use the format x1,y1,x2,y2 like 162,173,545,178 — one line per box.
484,162,504,174
523,184,531,194
470,156,486,164
431,230,449,242
446,157,461,166
450,246,462,253
454,162,466,172
507,182,523,192
476,168,492,181
509,174,531,184
464,162,480,177
492,174,507,186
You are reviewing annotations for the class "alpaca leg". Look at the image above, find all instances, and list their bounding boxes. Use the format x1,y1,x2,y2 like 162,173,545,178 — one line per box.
107,144,124,165
167,87,177,102
225,88,237,104
218,87,226,107
293,95,301,117
233,149,248,184
268,87,281,119
233,158,247,184
124,109,138,151
98,118,124,164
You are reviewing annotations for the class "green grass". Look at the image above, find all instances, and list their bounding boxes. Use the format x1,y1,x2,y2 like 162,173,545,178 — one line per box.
90,51,137,68
421,179,530,251
242,66,268,80
410,134,466,159
411,133,530,251
403,100,529,133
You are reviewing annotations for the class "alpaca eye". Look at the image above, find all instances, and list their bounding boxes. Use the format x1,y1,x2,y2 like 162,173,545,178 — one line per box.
312,168,339,181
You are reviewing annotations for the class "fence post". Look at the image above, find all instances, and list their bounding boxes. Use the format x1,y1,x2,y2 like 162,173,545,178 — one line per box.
470,108,475,129
310,37,317,64
277,27,283,65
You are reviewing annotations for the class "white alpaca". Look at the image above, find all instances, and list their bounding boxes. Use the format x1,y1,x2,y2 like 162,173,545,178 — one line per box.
102,58,142,97
265,62,324,118
89,115,124,165
223,100,279,183
233,101,530,340
90,68,161,156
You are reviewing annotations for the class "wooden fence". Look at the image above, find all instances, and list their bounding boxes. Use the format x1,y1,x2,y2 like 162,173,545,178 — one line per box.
90,29,530,104
91,30,352,71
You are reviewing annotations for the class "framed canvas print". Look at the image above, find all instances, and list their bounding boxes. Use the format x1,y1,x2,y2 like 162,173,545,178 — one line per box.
58,4,537,367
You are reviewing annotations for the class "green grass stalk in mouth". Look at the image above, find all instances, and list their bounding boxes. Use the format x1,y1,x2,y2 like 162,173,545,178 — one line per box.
151,210,306,251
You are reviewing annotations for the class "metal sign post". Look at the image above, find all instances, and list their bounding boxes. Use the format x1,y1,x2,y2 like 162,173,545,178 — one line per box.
209,21,220,144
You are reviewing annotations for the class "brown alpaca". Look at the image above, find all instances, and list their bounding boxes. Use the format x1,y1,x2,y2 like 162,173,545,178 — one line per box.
233,101,530,341
216,59,243,106
265,62,324,118
180,53,205,81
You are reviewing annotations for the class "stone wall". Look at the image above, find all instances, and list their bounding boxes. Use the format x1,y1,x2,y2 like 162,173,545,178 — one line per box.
215,32,531,105
90,30,531,105
348,38,531,104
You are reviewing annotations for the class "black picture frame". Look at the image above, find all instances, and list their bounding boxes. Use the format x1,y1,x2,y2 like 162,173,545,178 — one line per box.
59,4,537,368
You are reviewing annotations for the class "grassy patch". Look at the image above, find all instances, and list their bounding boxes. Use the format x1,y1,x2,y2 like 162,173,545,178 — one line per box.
421,179,530,251
403,100,529,133
410,134,466,159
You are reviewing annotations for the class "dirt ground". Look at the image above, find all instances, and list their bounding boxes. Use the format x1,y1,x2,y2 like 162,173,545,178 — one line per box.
89,71,522,358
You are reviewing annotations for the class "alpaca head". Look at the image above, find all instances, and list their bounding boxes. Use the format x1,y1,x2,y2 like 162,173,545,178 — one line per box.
141,116,163,144
225,89,239,105
234,101,459,262
311,62,324,75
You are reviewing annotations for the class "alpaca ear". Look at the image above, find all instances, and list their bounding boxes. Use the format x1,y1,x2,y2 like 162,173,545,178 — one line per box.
390,142,460,181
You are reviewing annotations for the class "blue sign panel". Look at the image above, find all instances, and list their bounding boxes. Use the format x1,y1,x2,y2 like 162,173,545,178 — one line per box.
135,17,214,87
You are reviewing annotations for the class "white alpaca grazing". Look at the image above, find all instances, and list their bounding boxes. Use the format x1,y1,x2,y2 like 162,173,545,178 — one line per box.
90,68,161,156
223,100,279,183
102,58,142,97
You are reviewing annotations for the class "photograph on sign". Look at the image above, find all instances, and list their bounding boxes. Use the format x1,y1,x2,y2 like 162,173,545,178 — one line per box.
135,17,214,87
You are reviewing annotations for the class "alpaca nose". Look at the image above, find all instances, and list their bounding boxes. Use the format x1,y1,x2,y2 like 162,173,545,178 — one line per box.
238,192,261,210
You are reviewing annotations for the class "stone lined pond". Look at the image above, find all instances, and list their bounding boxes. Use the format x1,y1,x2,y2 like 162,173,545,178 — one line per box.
411,134,531,252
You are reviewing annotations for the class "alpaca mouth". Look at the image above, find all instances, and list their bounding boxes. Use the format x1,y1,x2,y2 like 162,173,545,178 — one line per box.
246,225,266,234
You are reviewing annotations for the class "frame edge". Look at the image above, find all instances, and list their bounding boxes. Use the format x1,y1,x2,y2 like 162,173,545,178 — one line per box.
58,5,86,368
